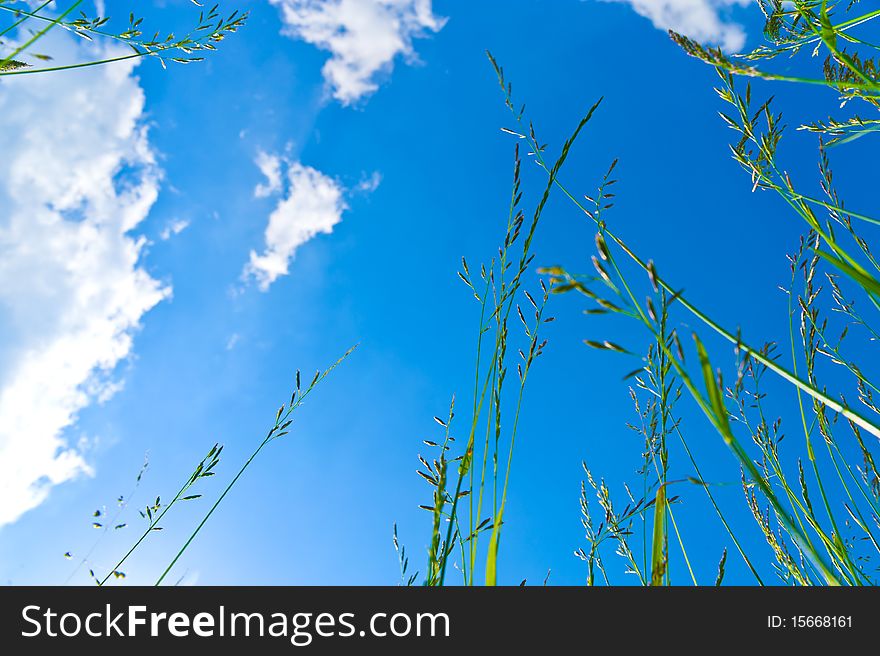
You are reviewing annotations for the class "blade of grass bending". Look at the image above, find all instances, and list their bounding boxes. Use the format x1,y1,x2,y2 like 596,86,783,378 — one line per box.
610,237,880,442
0,52,160,76
815,249,880,299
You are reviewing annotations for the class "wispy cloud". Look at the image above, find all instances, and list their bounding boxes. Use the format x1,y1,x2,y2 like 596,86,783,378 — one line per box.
244,152,348,291
268,0,446,104
355,171,383,195
602,0,749,52
159,218,191,241
0,35,167,526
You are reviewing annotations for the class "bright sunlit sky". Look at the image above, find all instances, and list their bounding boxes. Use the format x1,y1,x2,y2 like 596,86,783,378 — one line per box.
1,0,875,586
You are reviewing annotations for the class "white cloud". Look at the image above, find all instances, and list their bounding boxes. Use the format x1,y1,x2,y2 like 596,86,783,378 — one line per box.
254,150,284,198
159,218,191,241
268,0,446,104
244,153,348,291
0,34,167,526
355,171,383,194
603,0,749,52
225,333,241,351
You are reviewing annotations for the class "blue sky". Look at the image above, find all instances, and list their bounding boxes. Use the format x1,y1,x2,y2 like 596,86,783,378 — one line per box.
0,0,875,585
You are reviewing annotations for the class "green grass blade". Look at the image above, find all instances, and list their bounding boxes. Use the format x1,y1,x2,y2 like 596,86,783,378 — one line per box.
485,508,503,586
650,485,668,586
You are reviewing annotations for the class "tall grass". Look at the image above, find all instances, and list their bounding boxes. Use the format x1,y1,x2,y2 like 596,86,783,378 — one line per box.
536,1,879,585
413,141,557,586
74,347,355,586
405,0,880,586
0,0,246,75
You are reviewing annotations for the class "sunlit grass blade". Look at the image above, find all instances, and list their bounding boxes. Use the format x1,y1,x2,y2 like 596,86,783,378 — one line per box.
650,485,668,586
